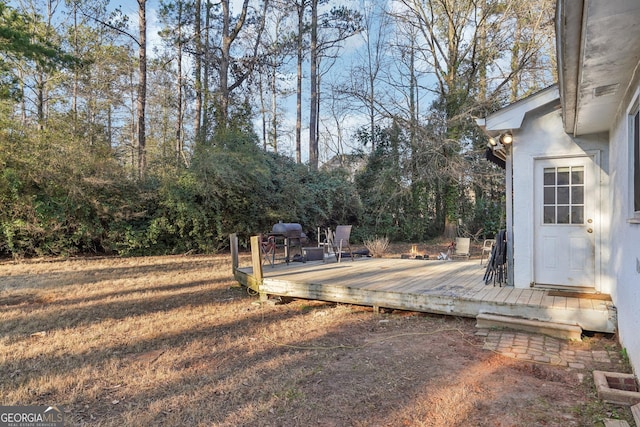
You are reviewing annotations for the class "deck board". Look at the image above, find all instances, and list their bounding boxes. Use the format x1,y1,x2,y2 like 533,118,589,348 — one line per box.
579,298,595,310
516,290,533,305
235,257,616,333
502,288,521,304
553,296,568,309
528,290,545,307
566,296,581,310
540,292,556,308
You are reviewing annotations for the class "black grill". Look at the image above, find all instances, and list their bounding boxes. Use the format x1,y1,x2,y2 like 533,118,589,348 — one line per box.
270,222,307,263
271,222,303,239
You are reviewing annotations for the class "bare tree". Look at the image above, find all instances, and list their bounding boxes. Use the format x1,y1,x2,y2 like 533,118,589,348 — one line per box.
203,0,212,139
391,0,555,236
334,1,394,152
256,1,296,153
158,0,191,166
309,0,319,168
294,0,307,164
309,2,361,169
175,1,185,165
360,1,391,153
137,0,147,178
193,0,203,144
212,0,269,131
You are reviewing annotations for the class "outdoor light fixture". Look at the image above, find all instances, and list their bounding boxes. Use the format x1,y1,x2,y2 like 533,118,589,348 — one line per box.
500,133,513,145
488,137,498,146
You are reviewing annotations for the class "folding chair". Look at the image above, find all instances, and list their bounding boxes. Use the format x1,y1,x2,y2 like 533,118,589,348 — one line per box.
260,234,276,267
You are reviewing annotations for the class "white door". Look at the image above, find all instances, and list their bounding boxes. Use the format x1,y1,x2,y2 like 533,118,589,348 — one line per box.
533,156,597,288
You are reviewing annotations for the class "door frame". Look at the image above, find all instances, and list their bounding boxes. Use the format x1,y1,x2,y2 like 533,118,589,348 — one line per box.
531,151,602,292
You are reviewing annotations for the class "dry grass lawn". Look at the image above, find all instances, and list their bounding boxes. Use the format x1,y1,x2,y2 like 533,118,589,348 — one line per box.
0,253,633,426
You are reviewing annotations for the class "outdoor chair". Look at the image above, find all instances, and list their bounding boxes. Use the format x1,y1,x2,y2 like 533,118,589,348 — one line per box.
480,239,496,266
260,234,276,267
317,227,333,256
332,225,354,263
451,237,471,260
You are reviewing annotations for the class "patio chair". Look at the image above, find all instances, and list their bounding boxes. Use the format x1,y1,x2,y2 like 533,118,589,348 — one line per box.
451,237,471,260
480,239,496,266
332,225,354,263
317,226,333,256
260,234,276,267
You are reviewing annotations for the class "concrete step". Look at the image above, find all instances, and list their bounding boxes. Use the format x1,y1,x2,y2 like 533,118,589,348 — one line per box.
603,419,630,427
476,312,582,340
631,402,640,426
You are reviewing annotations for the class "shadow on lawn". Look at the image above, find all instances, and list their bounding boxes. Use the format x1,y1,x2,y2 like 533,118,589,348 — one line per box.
66,312,523,426
0,279,240,339
0,257,224,290
0,291,300,385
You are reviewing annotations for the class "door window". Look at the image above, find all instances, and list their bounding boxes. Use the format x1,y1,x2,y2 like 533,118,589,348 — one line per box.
543,166,585,224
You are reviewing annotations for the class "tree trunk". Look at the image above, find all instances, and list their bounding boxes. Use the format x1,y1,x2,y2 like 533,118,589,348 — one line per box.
409,37,417,150
194,0,203,144
510,16,522,102
72,2,78,123
367,29,376,153
137,0,147,179
176,1,184,165
108,105,112,148
218,0,232,129
259,73,267,150
130,69,137,176
271,66,278,152
36,72,45,127
295,1,304,164
203,0,212,140
478,0,487,104
308,0,318,169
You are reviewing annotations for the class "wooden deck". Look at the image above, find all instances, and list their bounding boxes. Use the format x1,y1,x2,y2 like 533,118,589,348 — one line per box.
233,256,616,334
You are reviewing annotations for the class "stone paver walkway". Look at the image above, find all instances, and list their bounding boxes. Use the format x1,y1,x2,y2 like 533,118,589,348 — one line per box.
476,328,625,371
476,329,638,427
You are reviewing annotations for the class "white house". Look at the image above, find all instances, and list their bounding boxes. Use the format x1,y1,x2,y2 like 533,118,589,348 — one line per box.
478,0,640,374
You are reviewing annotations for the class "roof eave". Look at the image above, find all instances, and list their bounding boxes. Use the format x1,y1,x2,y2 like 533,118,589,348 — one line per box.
556,0,584,135
479,85,560,135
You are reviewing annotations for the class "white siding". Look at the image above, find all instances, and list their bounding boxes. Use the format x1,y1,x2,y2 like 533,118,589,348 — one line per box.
609,78,640,375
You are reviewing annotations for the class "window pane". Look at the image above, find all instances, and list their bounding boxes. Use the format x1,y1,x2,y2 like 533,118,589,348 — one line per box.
571,206,584,224
544,169,555,185
544,187,555,204
557,206,570,224
557,186,570,204
571,167,584,185
557,167,570,185
544,206,555,224
572,186,584,204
